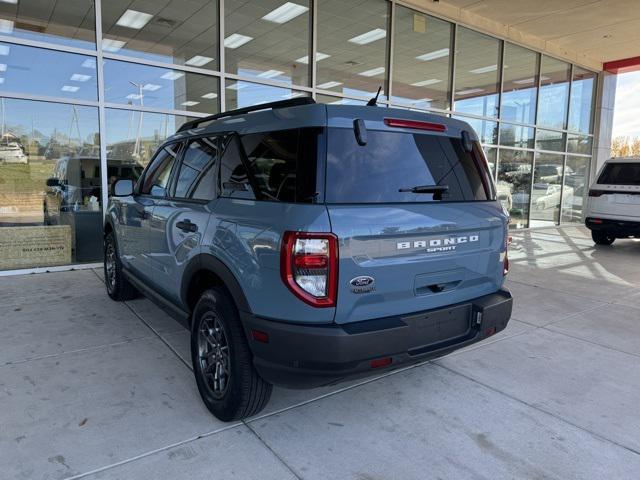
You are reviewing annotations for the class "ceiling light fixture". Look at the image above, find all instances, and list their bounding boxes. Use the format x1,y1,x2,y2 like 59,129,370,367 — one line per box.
185,55,214,67
262,2,308,24
70,73,91,82
0,63,6,72
456,88,484,95
181,101,200,107
224,33,253,49
349,28,386,45
142,83,161,91
202,92,218,99
296,52,330,64
0,45,9,56
61,85,79,92
126,93,142,100
0,0,17,4
0,19,14,34
469,64,498,74
358,66,385,77
161,71,184,81
411,78,442,87
81,59,96,69
317,81,342,89
102,39,126,52
257,69,284,79
226,82,246,90
116,9,153,29
415,48,449,61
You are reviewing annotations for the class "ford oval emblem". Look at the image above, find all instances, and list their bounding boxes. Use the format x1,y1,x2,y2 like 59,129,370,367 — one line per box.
350,276,375,293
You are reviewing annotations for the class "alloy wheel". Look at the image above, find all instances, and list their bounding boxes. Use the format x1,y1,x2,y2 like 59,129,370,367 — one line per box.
198,314,231,399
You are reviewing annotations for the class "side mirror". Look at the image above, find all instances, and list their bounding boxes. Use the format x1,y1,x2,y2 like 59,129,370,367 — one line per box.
113,179,134,197
46,178,60,187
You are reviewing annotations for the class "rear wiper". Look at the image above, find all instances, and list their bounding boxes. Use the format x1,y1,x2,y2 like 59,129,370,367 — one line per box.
398,184,449,200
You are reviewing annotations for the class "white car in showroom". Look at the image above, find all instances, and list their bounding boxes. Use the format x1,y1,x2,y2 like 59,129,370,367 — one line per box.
585,157,640,245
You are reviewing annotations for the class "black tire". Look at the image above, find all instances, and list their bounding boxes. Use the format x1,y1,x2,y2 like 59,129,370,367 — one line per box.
191,288,272,421
592,230,615,246
104,231,138,301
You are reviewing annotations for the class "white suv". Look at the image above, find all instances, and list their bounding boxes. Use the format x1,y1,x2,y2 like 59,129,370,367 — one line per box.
585,157,640,245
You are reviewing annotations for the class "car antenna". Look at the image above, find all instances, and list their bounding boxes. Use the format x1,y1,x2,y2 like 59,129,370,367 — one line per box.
367,86,382,106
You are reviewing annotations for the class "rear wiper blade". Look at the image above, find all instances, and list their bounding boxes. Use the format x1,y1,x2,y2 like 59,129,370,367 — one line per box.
398,185,449,194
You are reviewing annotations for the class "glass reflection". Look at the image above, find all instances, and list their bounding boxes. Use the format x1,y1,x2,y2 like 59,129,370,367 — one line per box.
454,116,498,145
225,0,310,86
497,149,534,229
317,0,388,99
529,152,564,227
0,0,95,49
316,95,366,106
225,80,307,109
567,133,592,155
102,1,218,68
104,60,219,114
483,147,497,180
454,27,500,118
0,98,101,269
500,123,534,149
535,129,566,152
568,67,596,133
392,6,451,110
561,156,590,223
0,42,98,101
105,109,191,190
537,56,570,129
501,43,538,125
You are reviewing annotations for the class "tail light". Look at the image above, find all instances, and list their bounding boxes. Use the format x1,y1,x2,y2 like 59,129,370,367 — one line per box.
501,230,512,276
281,231,338,308
589,189,605,197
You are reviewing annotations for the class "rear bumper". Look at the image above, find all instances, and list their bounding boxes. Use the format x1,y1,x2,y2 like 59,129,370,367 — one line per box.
585,217,640,236
242,289,513,389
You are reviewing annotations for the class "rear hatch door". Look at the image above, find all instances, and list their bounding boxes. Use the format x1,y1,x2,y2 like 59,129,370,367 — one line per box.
590,161,640,219
324,121,506,325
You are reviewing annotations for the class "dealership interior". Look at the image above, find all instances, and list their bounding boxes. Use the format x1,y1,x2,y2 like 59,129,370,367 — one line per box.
0,0,598,271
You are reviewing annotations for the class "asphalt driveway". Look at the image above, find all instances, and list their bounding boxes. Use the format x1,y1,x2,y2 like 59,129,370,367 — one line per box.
1,226,639,479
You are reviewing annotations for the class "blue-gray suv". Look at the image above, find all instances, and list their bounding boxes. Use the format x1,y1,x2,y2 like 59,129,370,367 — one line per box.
104,97,513,421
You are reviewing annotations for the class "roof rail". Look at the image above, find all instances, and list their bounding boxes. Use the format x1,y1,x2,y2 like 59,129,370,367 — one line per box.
177,97,316,132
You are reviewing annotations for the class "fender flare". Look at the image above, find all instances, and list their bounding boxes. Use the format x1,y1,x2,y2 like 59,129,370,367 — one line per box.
181,254,252,315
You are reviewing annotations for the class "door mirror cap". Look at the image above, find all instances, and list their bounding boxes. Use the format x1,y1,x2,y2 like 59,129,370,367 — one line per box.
113,179,134,197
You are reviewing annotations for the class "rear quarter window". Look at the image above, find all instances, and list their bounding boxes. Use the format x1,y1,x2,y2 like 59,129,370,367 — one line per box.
598,162,640,186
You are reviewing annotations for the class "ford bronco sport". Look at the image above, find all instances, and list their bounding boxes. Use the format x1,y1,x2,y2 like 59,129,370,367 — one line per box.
104,97,513,421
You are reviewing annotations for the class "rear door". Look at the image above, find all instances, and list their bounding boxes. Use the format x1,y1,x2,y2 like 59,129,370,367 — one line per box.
589,161,640,220
325,124,506,324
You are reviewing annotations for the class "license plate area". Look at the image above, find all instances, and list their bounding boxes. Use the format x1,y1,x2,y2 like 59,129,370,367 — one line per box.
404,304,473,353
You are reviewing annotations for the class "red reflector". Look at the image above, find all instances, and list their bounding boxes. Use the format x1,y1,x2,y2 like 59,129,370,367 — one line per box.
384,118,447,132
484,327,497,337
252,330,269,343
592,218,603,224
294,254,328,269
370,357,393,369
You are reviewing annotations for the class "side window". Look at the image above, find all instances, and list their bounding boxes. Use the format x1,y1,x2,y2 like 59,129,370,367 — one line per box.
219,136,255,200
140,144,180,196
174,136,220,201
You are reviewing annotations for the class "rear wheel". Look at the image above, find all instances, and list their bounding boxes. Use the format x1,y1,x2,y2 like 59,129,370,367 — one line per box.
592,230,615,246
104,231,138,300
191,288,272,421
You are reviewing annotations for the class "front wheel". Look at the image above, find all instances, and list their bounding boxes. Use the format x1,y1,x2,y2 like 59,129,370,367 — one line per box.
592,230,615,246
104,231,138,300
191,288,272,421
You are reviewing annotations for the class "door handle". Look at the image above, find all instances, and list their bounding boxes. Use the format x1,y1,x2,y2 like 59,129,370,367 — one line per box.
176,219,198,233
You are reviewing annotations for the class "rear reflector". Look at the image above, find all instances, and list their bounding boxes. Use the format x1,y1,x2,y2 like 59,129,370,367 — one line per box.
591,218,603,224
370,357,393,369
252,330,269,343
384,118,447,132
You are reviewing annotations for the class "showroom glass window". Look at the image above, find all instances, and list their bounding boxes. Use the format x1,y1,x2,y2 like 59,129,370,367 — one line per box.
501,43,538,125
454,27,501,118
0,98,101,269
537,56,571,129
529,152,564,227
500,123,534,149
561,156,590,224
497,149,534,229
0,0,95,49
225,80,305,109
101,1,219,68
316,0,388,99
225,0,310,86
392,6,452,110
568,67,596,133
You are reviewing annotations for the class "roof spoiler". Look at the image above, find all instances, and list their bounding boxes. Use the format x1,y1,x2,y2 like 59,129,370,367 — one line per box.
177,97,316,132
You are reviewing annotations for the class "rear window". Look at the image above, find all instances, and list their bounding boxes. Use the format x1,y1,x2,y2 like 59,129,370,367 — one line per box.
598,162,640,186
325,128,494,203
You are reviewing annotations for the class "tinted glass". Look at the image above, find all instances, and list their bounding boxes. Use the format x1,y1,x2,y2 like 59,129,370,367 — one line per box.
497,149,533,229
225,0,310,86
326,129,493,203
568,67,596,133
530,152,564,227
316,0,388,99
0,0,95,49
241,128,319,202
454,27,500,118
538,56,571,129
141,145,180,196
102,1,218,68
562,156,590,223
104,60,220,114
501,43,538,125
0,98,100,270
0,43,98,101
598,163,640,186
392,6,451,110
175,137,221,200
220,136,255,199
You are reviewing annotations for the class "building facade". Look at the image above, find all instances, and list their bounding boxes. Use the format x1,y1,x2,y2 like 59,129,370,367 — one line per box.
0,0,597,272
